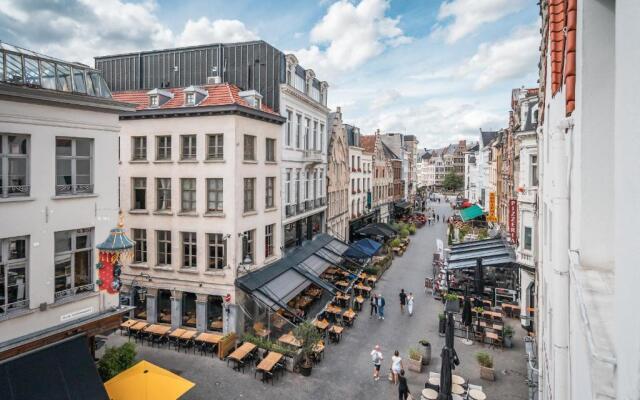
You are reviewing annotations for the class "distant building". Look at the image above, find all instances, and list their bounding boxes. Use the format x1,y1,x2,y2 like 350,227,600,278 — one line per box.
361,132,393,223
463,142,480,203
326,108,350,242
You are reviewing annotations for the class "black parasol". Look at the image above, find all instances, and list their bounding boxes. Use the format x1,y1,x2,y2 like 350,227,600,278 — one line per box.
474,258,484,298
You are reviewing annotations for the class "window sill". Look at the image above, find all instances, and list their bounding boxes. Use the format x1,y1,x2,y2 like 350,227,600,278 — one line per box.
179,268,199,274
265,207,278,213
177,211,199,217
264,256,278,265
129,209,149,215
129,263,149,269
0,307,35,322
51,193,98,200
203,270,227,277
0,196,35,203
153,266,174,271
178,159,198,164
51,290,99,308
153,160,173,164
204,211,225,218
265,161,277,165
129,160,149,164
204,159,225,164
243,160,258,164
153,210,174,216
242,210,258,217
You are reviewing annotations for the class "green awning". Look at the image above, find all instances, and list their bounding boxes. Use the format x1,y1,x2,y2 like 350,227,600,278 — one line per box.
460,204,484,222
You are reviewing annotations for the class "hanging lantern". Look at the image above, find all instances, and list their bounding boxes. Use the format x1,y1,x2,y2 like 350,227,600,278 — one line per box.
96,213,135,294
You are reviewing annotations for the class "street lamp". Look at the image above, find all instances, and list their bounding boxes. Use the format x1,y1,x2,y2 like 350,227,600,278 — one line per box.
129,272,152,303
236,233,253,276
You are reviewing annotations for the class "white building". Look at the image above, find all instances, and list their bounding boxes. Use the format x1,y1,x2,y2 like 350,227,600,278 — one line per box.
464,143,480,203
281,55,330,253
476,130,498,208
0,44,133,358
113,83,284,334
536,1,639,399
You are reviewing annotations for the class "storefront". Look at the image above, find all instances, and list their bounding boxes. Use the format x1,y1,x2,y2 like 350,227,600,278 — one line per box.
348,209,379,242
283,212,324,252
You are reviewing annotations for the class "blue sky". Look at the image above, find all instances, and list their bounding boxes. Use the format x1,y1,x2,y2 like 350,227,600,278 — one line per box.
0,0,539,148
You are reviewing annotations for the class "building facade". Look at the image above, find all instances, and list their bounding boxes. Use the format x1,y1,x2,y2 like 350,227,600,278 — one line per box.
361,132,393,223
464,143,480,203
0,44,132,358
404,135,418,204
326,108,350,242
113,83,284,334
346,124,374,237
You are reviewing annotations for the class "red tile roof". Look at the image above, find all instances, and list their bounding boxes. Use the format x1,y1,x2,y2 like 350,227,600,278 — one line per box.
111,83,278,116
548,0,576,116
360,135,376,153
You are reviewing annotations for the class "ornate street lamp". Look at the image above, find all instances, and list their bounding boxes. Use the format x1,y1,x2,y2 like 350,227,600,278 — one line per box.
96,213,134,294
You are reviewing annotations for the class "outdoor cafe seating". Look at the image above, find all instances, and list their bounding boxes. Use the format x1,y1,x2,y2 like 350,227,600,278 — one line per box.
226,342,258,373
254,351,285,385
424,372,487,400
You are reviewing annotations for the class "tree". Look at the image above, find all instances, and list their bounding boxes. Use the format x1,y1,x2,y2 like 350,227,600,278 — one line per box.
97,342,137,381
443,171,464,191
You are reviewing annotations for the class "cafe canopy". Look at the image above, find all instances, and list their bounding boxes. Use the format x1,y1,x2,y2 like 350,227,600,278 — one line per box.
459,204,485,222
446,237,516,270
236,234,367,311
355,222,398,240
344,238,382,259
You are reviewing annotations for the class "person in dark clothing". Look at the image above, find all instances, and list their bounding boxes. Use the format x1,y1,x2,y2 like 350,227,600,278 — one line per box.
370,291,377,318
399,289,407,314
398,369,410,400
436,214,440,222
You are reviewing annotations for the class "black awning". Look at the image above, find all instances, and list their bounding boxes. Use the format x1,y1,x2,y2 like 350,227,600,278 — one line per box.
394,201,411,210
356,222,398,239
446,237,516,270
0,335,108,400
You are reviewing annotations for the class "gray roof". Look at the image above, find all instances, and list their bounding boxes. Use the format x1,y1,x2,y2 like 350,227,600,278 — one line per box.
480,130,499,147
446,237,516,270
381,141,399,160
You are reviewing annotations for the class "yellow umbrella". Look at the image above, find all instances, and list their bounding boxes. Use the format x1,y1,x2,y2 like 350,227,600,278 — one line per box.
104,360,195,400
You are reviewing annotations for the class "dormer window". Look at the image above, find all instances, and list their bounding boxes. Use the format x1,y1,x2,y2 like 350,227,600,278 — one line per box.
150,95,159,107
238,90,263,110
186,92,195,105
146,88,173,108
183,86,207,106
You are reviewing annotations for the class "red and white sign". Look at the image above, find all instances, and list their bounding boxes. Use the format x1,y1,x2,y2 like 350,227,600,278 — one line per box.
509,199,518,243
224,293,232,304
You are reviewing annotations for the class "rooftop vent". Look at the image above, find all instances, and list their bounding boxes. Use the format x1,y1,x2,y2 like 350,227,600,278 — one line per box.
207,76,221,84
238,89,263,110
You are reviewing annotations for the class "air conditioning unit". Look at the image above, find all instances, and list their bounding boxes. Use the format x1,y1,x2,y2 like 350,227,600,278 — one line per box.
207,76,221,84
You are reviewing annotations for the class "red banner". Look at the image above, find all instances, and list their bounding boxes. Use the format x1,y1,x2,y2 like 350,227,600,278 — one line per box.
509,199,518,243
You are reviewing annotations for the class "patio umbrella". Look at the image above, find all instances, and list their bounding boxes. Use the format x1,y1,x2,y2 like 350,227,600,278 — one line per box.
437,346,453,400
446,313,460,367
474,258,484,298
104,360,195,400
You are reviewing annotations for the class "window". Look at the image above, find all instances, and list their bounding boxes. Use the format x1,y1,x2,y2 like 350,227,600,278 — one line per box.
531,155,538,187
181,135,196,160
244,135,256,161
132,178,146,210
206,134,223,160
132,137,147,161
244,178,255,212
5,53,23,84
305,171,310,200
313,170,318,200
182,232,197,268
304,118,310,150
72,68,86,93
524,227,533,251
180,178,196,212
40,61,56,90
265,224,274,258
320,123,325,152
266,177,275,209
54,228,93,299
266,138,276,162
156,230,172,266
295,170,300,205
206,178,223,212
24,58,40,86
319,171,324,197
156,178,171,211
207,234,226,269
285,170,291,204
313,121,318,150
56,63,72,92
132,229,147,263
156,136,171,160
286,110,292,146
185,92,195,105
0,236,28,314
0,134,29,198
55,138,92,195
296,114,302,148
242,230,255,264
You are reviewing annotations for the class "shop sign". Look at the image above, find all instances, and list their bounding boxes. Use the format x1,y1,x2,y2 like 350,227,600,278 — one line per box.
488,192,497,222
509,199,518,243
60,307,94,322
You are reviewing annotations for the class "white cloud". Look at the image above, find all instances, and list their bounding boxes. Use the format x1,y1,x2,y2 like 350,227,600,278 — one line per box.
369,89,401,110
293,0,411,79
177,18,258,46
0,0,258,65
458,24,539,90
432,0,528,44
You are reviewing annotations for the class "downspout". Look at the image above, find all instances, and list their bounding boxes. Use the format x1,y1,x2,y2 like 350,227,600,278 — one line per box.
550,117,571,400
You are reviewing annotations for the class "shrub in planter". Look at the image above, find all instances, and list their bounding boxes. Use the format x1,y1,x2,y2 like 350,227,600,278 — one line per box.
390,238,401,248
475,351,495,381
406,347,423,373
97,342,136,381
294,321,323,377
408,224,417,235
418,340,431,365
443,293,460,313
503,325,515,348
399,228,410,238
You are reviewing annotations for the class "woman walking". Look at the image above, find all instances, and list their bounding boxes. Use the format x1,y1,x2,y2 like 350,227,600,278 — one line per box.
370,291,377,318
391,350,403,384
407,292,414,316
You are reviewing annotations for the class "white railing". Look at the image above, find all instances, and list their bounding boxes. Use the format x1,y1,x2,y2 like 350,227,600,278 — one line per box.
303,149,323,163
55,283,95,300
0,299,29,314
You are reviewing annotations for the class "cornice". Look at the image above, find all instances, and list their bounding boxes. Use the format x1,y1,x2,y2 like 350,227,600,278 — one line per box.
280,84,330,113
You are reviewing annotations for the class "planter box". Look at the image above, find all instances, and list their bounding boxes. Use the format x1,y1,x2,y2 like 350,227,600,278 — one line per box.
406,356,423,373
445,300,460,313
480,366,496,381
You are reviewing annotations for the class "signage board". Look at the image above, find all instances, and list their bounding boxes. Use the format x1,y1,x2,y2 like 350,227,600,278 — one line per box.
509,199,518,243
488,192,497,222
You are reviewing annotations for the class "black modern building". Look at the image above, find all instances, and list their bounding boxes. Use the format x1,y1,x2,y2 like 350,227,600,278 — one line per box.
95,40,325,113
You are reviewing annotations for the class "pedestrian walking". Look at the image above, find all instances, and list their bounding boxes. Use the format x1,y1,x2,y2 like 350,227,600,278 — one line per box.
371,345,383,381
398,369,411,400
370,291,377,318
391,350,403,384
437,214,440,222
407,292,414,316
377,294,386,320
399,289,407,314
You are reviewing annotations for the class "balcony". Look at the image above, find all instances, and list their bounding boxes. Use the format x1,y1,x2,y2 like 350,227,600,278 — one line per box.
56,184,94,196
303,149,323,163
0,299,29,315
286,204,296,218
1,185,30,197
315,197,326,208
305,200,314,210
516,251,535,268
54,283,95,301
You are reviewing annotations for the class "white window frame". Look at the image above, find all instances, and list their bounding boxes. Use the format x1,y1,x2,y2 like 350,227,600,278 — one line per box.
180,135,197,160
156,136,171,161
156,178,171,211
180,178,196,212
55,137,93,195
156,230,172,266
206,134,224,160
181,232,197,269
207,233,226,269
206,178,224,212
131,136,147,161
0,134,30,198
132,229,147,264
54,228,94,300
0,236,29,313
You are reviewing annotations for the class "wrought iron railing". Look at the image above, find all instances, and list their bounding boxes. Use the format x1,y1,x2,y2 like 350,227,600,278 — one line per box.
54,283,95,300
56,184,94,195
2,185,31,196
0,299,29,314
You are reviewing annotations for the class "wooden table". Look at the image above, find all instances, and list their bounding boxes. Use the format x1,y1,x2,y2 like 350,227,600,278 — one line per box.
196,332,223,344
313,319,329,330
354,283,371,292
329,325,344,342
452,384,465,395
120,319,138,329
255,352,283,381
485,331,501,347
335,280,349,288
144,324,171,335
169,328,187,338
483,310,503,319
325,304,342,315
422,388,438,400
227,342,257,370
278,333,302,347
180,330,198,340
468,389,487,400
210,320,223,330
451,374,465,385
129,321,148,332
343,309,356,320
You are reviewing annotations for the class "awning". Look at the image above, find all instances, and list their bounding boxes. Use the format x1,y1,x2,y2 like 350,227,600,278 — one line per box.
0,336,109,400
105,360,195,400
356,222,398,239
446,237,516,270
460,204,484,222
394,201,411,210
344,238,382,259
236,234,365,311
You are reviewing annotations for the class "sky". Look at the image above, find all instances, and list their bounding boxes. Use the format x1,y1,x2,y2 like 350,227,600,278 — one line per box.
0,0,539,149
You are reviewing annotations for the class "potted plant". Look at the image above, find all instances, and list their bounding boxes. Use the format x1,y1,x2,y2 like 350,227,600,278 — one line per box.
475,351,495,381
503,325,515,348
408,224,417,235
390,238,401,248
418,339,431,365
438,313,446,336
444,293,460,313
407,348,423,372
399,228,410,238
293,321,322,377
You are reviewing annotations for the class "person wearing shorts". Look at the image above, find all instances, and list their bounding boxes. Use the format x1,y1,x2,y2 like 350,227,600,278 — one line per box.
371,345,383,381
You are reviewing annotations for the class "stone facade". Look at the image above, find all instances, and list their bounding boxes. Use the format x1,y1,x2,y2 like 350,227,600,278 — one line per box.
326,108,350,242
